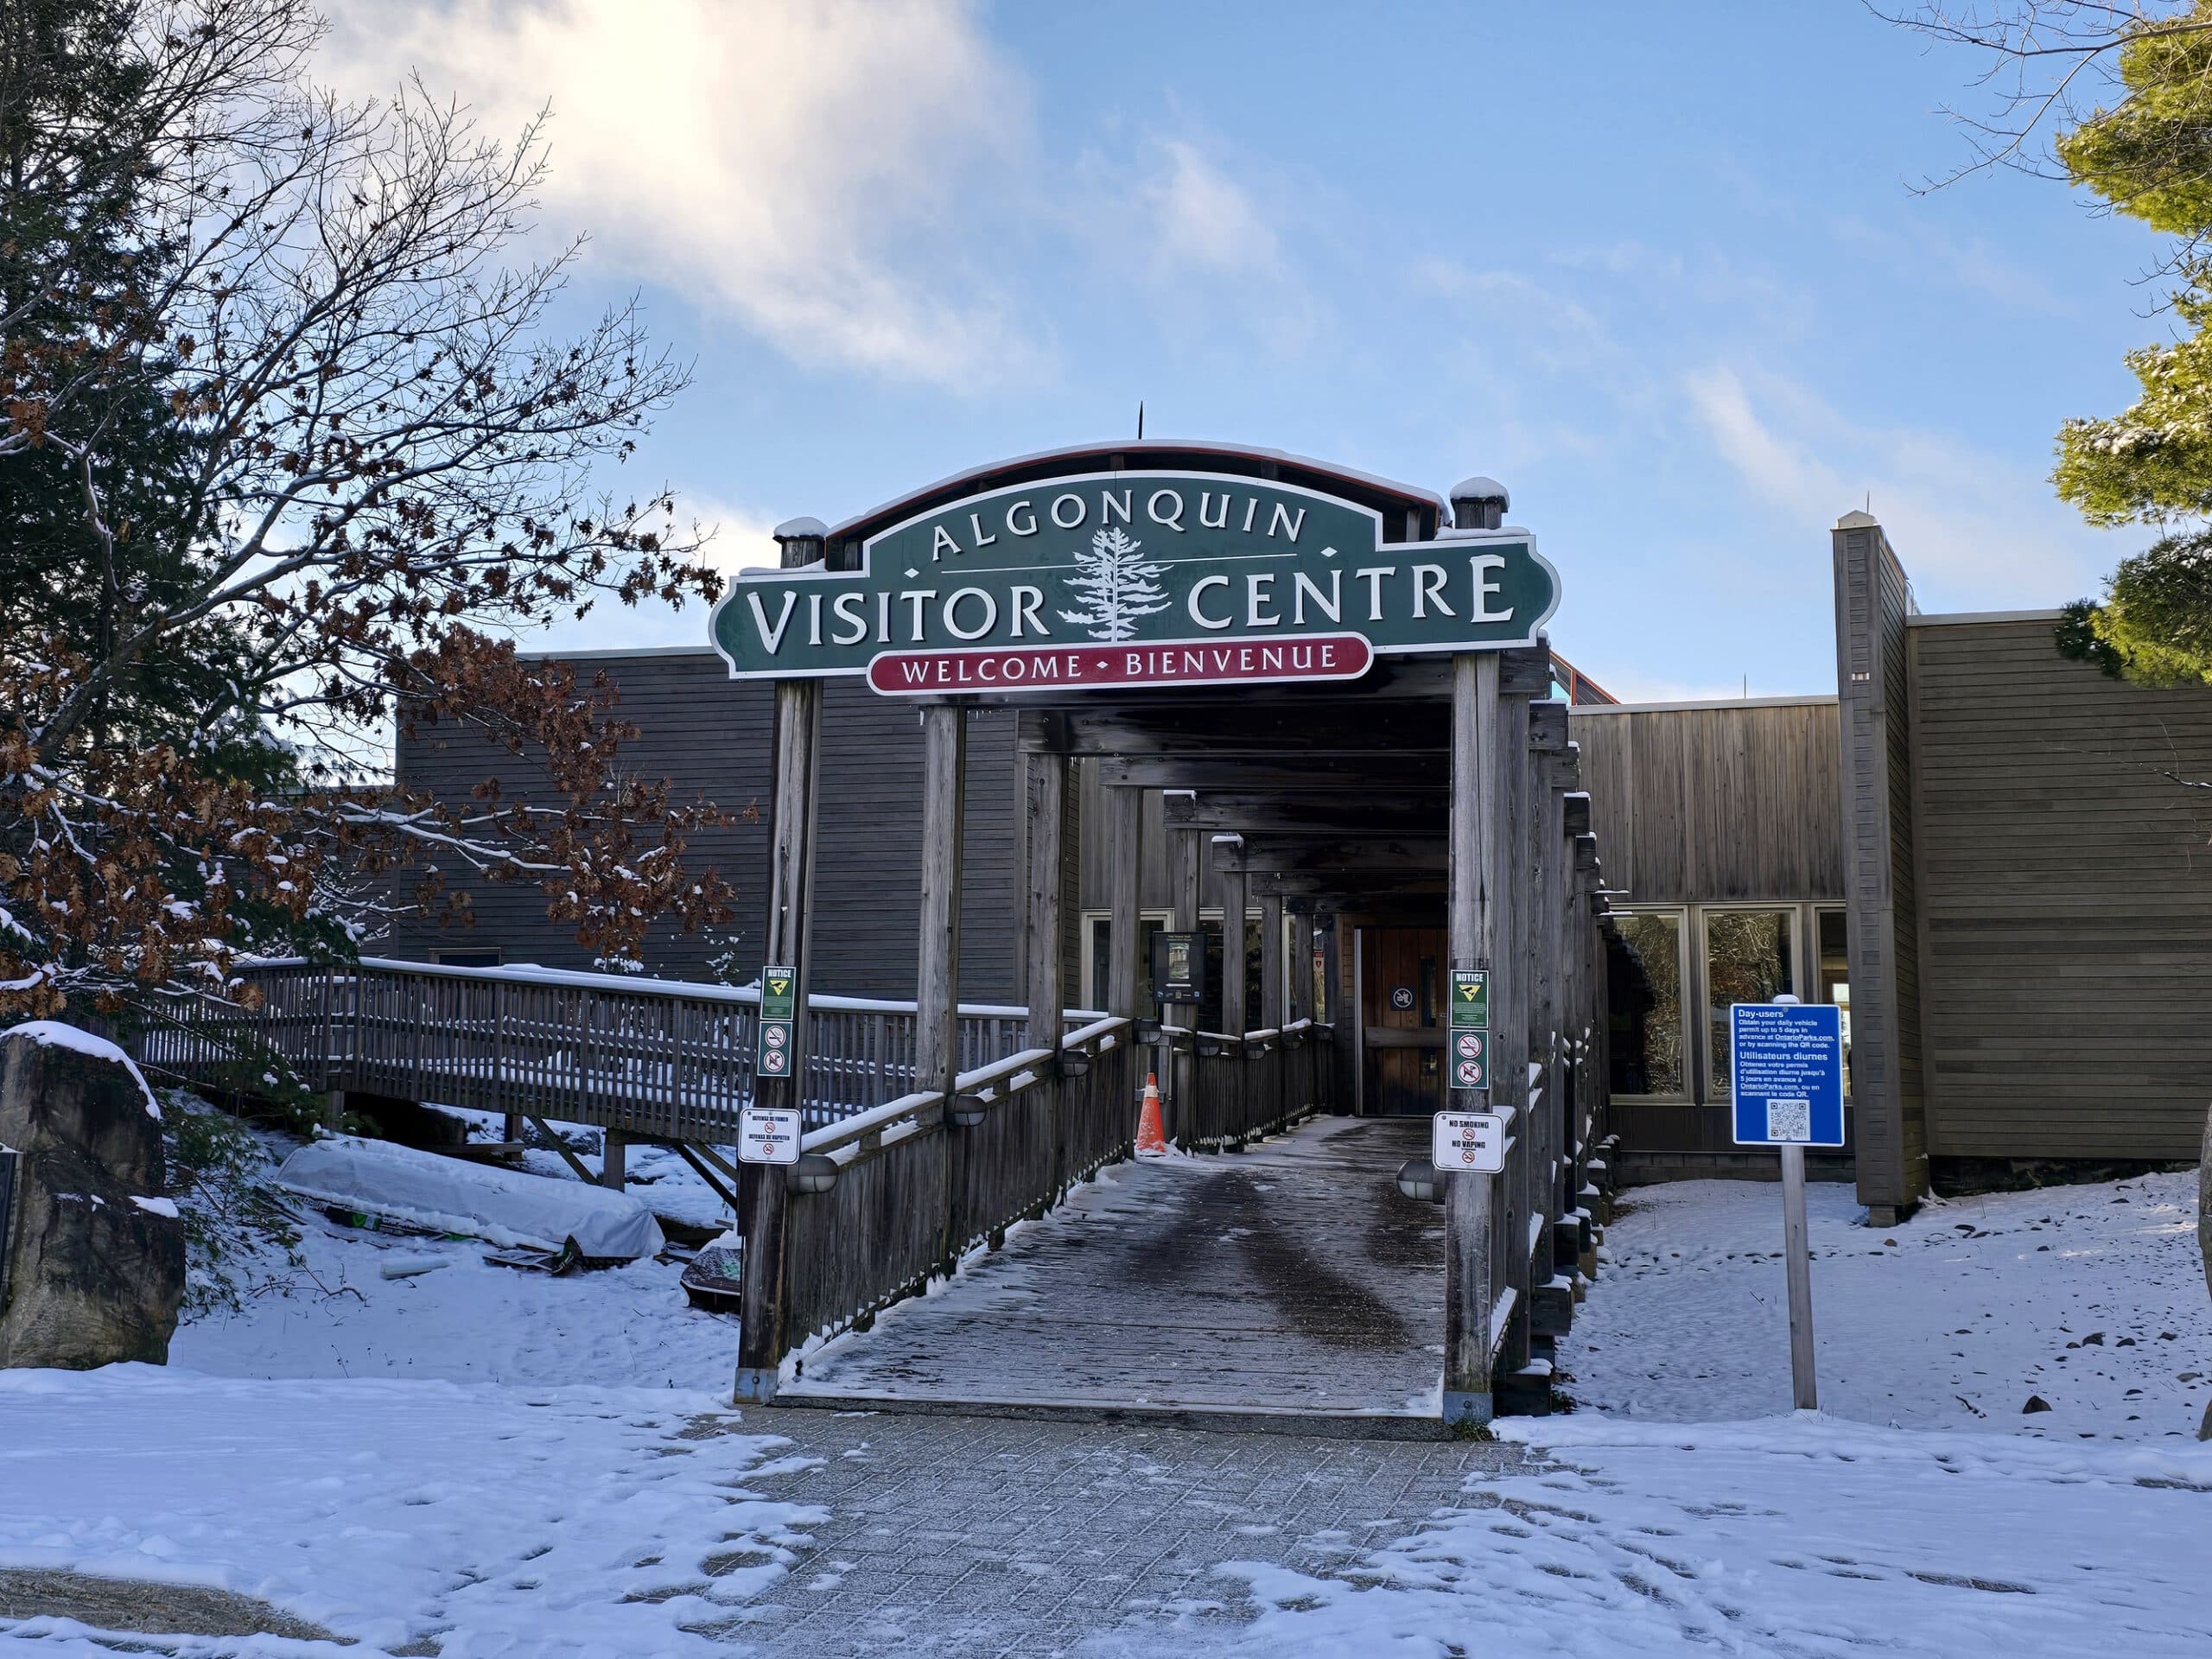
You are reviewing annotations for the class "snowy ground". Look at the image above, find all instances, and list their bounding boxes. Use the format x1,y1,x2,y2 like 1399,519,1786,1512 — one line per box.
2,1110,2206,1656
1559,1172,2209,1440
1207,1413,2212,1658
0,1368,817,1656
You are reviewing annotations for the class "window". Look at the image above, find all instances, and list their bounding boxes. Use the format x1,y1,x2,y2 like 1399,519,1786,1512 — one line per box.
1081,911,1171,1009
1606,910,1687,1096
1817,906,1851,1100
1704,908,1796,1096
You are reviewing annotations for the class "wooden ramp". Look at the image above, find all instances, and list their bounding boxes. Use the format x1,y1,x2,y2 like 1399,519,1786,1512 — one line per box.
778,1116,1446,1433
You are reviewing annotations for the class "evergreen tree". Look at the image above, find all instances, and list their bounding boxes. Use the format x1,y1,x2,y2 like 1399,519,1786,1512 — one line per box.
1057,527,1170,641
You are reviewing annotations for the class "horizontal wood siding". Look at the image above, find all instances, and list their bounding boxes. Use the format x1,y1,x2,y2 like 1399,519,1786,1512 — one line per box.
390,653,1021,1001
1567,702,1841,905
1909,619,2212,1160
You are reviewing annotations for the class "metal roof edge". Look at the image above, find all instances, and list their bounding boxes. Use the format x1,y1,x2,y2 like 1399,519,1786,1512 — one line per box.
822,439,1449,541
1569,693,1839,715
1904,608,2067,627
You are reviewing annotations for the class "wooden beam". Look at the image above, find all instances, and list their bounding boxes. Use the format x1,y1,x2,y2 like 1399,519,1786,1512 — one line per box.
1103,755,1446,792
1443,650,1500,1430
1025,749,1068,1052
669,1140,741,1213
1237,836,1446,874
734,556,826,1405
1021,703,1449,760
1162,792,1446,837
1107,783,1143,1018
917,704,968,1098
1261,891,1286,1031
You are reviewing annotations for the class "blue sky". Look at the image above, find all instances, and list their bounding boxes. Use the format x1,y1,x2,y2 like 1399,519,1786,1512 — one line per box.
332,1,2164,700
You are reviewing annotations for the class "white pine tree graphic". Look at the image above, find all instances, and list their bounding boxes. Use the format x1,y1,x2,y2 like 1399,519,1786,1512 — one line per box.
1058,527,1172,641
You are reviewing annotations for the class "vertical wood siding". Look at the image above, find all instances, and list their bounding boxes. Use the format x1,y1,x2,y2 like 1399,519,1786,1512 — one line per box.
1567,702,1842,905
1833,520,1929,1211
1909,618,2212,1159
390,652,1022,1001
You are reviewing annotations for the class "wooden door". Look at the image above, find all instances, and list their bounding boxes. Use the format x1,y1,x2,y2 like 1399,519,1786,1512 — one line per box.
1362,926,1446,1116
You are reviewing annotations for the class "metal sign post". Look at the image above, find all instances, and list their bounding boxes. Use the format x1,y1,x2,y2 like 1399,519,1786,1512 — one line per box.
1729,995,1846,1412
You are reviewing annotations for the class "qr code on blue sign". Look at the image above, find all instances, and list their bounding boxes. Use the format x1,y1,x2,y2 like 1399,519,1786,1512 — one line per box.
1765,1097,1812,1143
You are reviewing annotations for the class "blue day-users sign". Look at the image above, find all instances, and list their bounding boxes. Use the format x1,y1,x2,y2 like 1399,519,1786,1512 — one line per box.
1728,1003,1846,1147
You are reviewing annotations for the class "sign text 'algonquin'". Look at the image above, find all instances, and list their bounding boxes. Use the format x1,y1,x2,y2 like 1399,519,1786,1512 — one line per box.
710,469,1559,695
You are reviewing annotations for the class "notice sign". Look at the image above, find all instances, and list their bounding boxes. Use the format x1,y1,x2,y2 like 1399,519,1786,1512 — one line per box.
1433,1110,1505,1174
1151,929,1205,1005
738,1106,802,1166
1449,969,1488,1031
1729,1002,1846,1147
758,965,798,1079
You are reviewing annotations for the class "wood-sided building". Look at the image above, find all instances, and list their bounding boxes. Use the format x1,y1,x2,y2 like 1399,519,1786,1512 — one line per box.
385,486,2212,1230
1834,512,2212,1224
1570,695,1852,1187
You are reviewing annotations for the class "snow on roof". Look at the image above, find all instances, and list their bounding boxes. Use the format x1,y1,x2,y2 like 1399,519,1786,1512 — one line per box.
773,516,828,539
1450,474,1509,505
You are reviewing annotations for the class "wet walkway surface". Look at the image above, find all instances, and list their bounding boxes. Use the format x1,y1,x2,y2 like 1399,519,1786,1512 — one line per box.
721,1408,1519,1656
780,1116,1445,1421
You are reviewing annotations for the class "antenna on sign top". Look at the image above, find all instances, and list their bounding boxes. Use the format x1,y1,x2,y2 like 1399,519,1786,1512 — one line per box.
1136,401,1145,440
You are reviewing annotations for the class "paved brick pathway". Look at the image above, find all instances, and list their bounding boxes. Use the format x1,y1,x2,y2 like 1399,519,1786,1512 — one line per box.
781,1116,1445,1420
719,1408,1519,1656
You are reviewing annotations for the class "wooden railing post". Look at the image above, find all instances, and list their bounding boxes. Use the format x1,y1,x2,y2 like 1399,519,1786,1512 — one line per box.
1444,651,1500,1429
734,520,828,1407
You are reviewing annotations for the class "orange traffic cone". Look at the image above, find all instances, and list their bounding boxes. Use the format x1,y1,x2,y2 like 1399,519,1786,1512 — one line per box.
1135,1071,1168,1157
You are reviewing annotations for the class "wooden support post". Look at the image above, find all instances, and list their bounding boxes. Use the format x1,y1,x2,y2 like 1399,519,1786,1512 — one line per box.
734,523,827,1408
1781,1141,1820,1410
1166,823,1203,1144
917,704,969,1100
1284,901,1310,1025
1216,835,1248,1149
600,1128,627,1192
1260,892,1285,1032
1443,652,1500,1429
1491,687,1535,1389
1106,785,1143,1019
1025,745,1071,1195
1024,749,1068,1054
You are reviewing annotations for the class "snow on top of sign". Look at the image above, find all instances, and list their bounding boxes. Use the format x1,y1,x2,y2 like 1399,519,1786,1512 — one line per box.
820,438,1449,541
5,1020,162,1119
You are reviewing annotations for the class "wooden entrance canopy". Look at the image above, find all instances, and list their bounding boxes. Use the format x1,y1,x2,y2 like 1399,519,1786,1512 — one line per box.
728,442,1613,1428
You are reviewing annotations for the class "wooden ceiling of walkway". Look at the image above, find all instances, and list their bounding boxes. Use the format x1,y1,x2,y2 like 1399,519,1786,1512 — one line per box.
1013,641,1558,918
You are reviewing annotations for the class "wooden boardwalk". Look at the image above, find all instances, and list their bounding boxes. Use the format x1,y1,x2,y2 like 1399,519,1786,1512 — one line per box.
780,1116,1446,1427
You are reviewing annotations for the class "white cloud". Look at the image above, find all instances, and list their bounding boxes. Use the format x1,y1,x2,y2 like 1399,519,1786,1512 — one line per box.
1685,364,2117,607
1830,216,2067,315
1137,138,1283,281
325,0,1041,386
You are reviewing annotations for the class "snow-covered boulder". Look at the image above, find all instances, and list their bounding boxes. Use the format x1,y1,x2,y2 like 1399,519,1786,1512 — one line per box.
273,1136,664,1261
0,1024,185,1370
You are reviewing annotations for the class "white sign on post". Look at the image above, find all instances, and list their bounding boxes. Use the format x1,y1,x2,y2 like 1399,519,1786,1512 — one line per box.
1432,1110,1505,1174
738,1106,802,1166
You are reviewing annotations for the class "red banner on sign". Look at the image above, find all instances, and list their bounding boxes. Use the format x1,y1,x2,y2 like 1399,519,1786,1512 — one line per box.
867,632,1372,696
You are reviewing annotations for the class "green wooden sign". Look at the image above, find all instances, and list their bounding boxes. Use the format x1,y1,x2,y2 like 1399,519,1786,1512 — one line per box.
758,964,798,1079
1449,969,1488,1031
710,469,1557,694
760,968,798,1022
